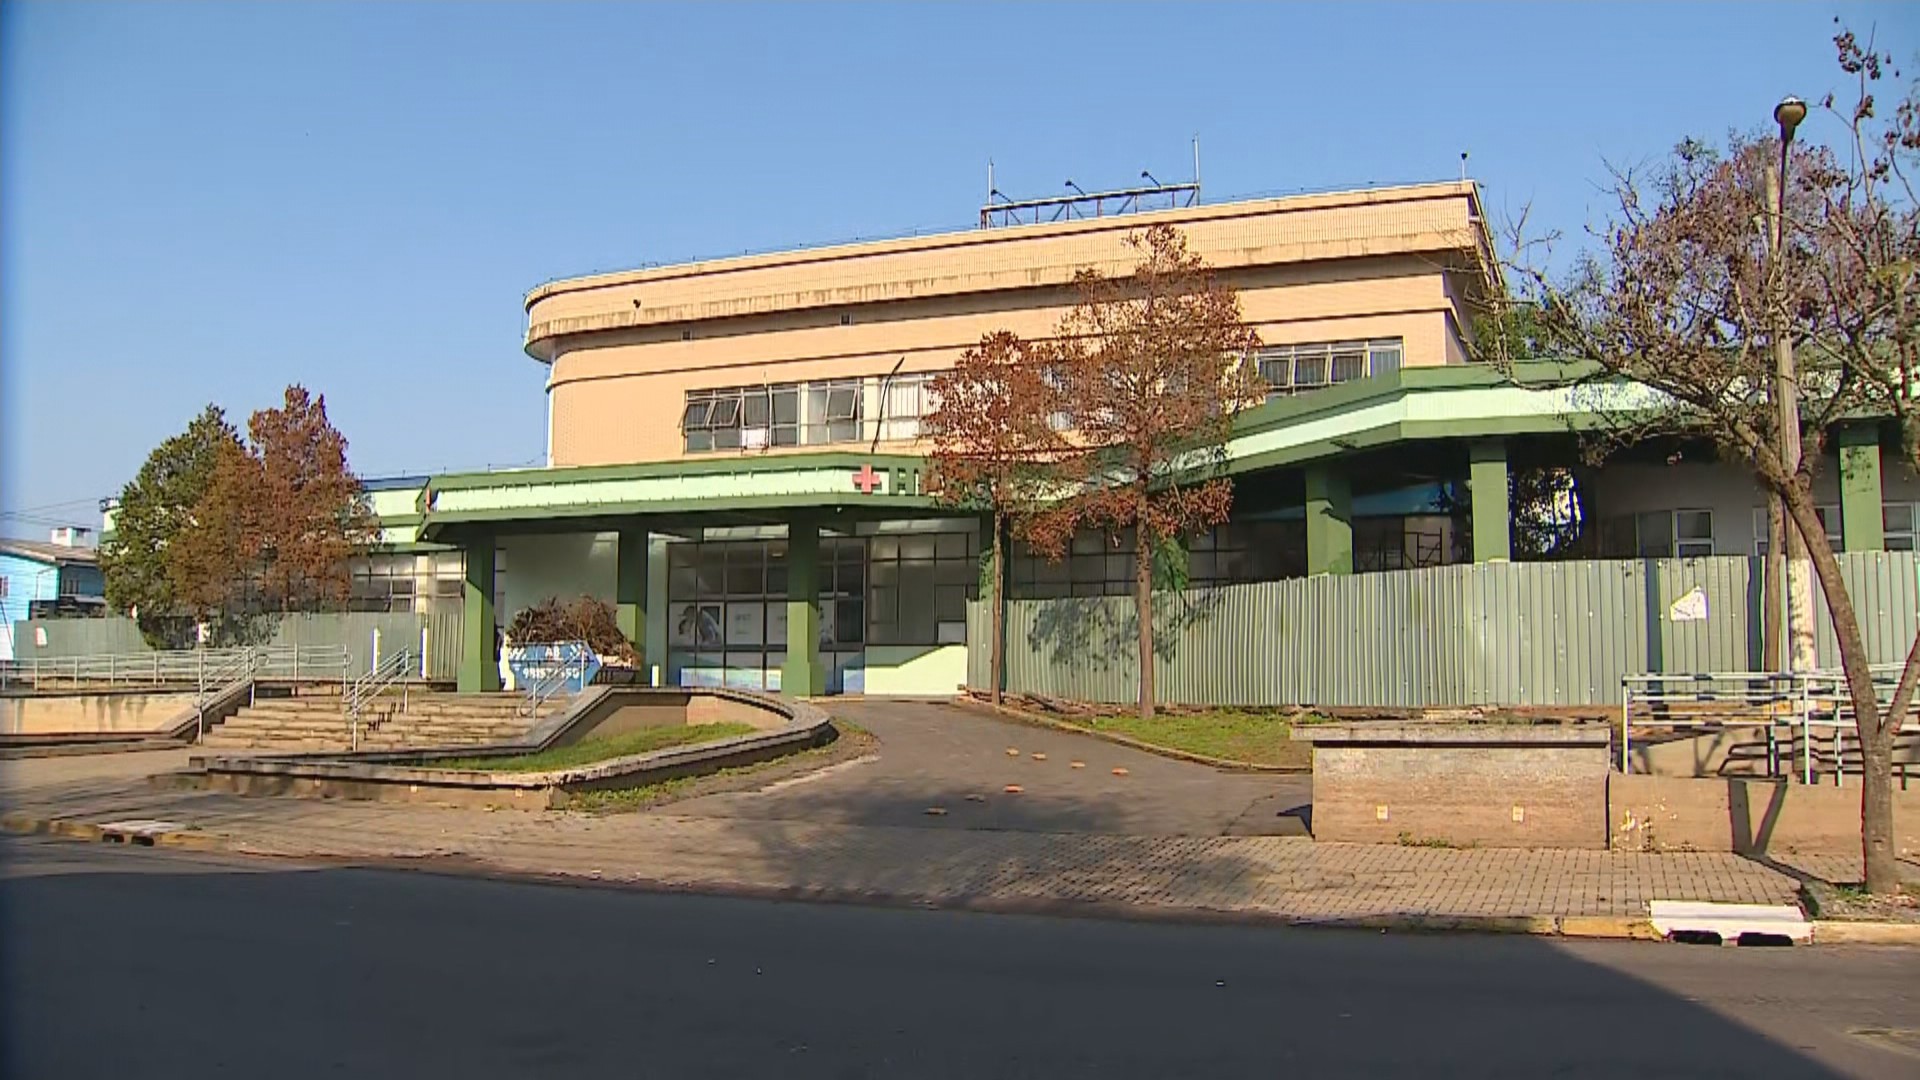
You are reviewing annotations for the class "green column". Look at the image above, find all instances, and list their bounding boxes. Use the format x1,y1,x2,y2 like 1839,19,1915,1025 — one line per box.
458,535,500,692
1305,463,1353,576
1838,424,1885,552
616,524,649,662
1469,439,1512,563
782,517,825,697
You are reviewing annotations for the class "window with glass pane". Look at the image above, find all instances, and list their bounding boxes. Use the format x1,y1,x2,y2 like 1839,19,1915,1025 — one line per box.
1368,339,1403,375
1885,503,1916,551
1634,511,1674,557
881,375,926,440
1674,509,1714,557
1292,346,1328,387
867,529,976,643
1257,338,1403,397
1752,504,1840,554
772,387,800,445
1329,343,1366,383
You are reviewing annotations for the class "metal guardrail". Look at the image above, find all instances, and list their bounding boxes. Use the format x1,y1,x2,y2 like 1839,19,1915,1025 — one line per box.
1,643,351,691
518,642,591,719
1621,666,1920,785
346,649,414,751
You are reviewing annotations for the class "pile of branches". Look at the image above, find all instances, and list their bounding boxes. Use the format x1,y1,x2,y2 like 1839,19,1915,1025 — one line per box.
505,595,638,665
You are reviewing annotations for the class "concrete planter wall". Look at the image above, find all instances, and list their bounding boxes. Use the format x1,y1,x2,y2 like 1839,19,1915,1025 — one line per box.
184,686,833,810
1610,773,1919,858
1294,724,1613,849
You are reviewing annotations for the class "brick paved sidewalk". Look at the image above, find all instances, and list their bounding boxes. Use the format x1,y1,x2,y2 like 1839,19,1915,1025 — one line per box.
2,750,1864,924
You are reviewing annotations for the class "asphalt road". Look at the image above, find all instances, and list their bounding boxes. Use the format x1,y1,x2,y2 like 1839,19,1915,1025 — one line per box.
5,836,1918,1078
670,699,1314,836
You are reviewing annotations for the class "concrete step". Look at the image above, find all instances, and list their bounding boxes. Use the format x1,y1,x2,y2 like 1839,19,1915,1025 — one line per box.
201,736,350,751
222,716,352,732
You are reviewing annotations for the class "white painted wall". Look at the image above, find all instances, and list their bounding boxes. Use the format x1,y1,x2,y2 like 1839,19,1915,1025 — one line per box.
863,644,969,696
1588,455,1920,555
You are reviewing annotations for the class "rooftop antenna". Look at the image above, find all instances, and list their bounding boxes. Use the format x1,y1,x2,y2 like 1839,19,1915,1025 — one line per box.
1460,151,1469,182
1193,135,1202,202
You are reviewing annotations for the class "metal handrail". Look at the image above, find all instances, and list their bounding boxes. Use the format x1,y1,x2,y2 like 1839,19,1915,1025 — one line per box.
346,649,414,751
1,643,350,691
189,645,356,739
518,642,591,719
1620,666,1918,785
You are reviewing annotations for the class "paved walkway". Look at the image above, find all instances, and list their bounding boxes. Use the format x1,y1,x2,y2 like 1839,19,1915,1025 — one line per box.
0,737,1870,924
671,699,1314,836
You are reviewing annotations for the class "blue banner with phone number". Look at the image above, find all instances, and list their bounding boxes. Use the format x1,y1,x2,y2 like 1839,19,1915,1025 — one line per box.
505,641,601,693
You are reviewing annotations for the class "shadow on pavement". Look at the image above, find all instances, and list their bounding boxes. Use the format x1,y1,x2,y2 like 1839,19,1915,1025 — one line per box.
1,836,1884,1080
667,698,1310,838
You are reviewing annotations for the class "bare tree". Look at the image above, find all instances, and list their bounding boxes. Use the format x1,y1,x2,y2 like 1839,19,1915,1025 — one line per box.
1481,26,1918,892
924,333,1068,704
1026,225,1266,720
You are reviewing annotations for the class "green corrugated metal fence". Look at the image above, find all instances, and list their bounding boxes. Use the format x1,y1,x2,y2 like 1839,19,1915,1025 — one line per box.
967,554,1920,708
13,612,466,681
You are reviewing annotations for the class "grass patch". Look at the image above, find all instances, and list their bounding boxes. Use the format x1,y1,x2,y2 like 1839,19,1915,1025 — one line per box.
1067,708,1311,769
431,722,756,773
562,719,876,814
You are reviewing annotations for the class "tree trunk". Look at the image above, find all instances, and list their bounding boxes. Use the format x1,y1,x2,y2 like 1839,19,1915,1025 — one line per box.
1764,494,1784,670
1860,724,1898,893
1781,491,1898,893
990,512,1006,707
1134,519,1155,721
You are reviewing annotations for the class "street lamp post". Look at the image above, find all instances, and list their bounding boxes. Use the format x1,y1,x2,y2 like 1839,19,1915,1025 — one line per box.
1768,95,1813,676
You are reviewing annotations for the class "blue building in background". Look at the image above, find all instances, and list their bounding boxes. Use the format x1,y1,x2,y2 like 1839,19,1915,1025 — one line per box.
0,530,107,662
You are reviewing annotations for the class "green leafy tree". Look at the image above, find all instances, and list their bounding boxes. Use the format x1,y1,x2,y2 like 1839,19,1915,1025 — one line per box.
99,406,243,647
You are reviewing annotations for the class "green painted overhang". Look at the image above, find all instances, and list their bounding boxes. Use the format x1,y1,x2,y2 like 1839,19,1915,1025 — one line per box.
1220,360,1623,474
407,452,940,539
371,362,1629,542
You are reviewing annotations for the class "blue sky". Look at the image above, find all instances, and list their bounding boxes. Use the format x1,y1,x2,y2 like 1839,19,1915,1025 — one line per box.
1,1,1909,539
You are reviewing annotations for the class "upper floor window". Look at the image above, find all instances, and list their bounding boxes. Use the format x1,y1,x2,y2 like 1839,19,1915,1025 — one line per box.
685,385,803,452
1258,338,1403,397
1885,503,1917,551
806,380,863,445
684,373,939,453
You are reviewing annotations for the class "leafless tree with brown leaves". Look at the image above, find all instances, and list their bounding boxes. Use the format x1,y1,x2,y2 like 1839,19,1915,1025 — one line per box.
1026,224,1266,721
924,332,1069,704
1481,25,1918,893
170,386,376,619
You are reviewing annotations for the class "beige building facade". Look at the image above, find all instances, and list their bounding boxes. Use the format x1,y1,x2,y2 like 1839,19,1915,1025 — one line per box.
527,181,1488,468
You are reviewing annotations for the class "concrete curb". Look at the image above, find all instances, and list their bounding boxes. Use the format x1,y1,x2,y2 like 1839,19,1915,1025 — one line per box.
1810,919,1920,945
951,698,1310,774
15,807,1905,944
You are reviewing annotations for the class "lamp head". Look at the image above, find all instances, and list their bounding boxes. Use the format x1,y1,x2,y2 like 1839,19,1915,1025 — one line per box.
1774,96,1807,139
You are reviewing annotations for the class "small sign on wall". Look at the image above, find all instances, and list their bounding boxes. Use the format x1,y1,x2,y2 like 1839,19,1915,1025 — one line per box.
1668,586,1709,622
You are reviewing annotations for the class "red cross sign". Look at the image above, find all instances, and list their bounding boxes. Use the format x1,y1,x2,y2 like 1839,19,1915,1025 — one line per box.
852,464,883,494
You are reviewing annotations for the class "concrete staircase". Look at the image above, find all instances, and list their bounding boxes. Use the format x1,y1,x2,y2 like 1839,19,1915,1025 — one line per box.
200,688,563,752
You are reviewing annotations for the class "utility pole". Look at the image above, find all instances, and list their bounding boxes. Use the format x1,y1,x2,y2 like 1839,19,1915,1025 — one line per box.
1768,95,1815,675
